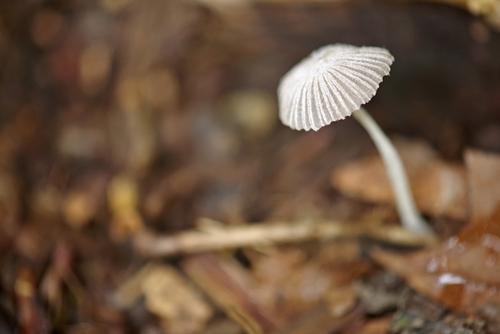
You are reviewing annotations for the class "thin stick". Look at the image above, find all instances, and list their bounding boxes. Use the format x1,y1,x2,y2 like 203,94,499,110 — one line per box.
134,219,436,257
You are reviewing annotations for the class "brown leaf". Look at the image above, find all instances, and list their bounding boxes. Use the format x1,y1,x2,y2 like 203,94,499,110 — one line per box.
249,243,368,323
142,265,213,334
465,149,500,224
372,149,500,315
372,247,500,313
114,263,213,334
274,305,364,334
183,254,281,333
331,137,467,220
357,316,391,334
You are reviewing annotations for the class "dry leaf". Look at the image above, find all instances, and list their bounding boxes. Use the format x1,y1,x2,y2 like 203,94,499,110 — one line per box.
332,137,467,220
326,286,357,318
142,265,213,334
114,263,213,334
465,149,500,223
372,149,500,315
248,243,366,324
358,316,391,334
183,254,280,333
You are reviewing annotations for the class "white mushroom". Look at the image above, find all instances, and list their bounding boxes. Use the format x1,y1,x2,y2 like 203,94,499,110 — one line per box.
278,44,433,236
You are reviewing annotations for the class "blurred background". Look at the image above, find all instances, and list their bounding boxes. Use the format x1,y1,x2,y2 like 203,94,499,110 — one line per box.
1,0,500,333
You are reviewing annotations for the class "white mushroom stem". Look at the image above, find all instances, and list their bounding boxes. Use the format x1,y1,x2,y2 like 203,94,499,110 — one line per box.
352,107,433,235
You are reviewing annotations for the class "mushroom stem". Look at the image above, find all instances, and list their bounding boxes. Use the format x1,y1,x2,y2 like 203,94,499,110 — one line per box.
352,107,433,235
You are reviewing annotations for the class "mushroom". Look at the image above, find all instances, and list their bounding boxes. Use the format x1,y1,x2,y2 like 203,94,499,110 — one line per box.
278,44,432,236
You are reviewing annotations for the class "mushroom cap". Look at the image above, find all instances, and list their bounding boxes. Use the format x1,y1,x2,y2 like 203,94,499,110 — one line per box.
278,44,394,131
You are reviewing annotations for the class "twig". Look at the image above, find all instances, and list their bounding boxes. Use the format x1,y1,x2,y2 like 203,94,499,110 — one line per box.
134,219,437,257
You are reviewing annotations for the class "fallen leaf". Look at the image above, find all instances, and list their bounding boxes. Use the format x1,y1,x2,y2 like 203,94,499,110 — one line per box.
372,247,500,313
325,285,357,318
114,263,213,334
247,246,360,319
358,316,391,334
372,149,500,317
274,305,364,334
142,265,213,334
331,137,466,220
465,149,500,224
183,254,280,333
246,242,367,324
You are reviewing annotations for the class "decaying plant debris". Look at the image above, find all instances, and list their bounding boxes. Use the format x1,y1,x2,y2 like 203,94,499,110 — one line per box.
1,0,500,333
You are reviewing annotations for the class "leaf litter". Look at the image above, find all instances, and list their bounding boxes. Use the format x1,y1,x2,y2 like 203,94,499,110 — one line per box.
1,1,500,333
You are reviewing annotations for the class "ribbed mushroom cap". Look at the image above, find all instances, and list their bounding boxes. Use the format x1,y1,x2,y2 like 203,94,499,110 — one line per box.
278,44,394,131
